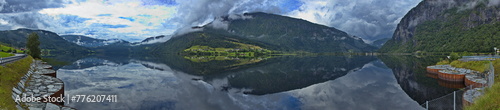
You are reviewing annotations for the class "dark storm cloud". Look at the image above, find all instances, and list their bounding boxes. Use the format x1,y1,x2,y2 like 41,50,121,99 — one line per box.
0,12,55,29
0,0,67,30
169,0,288,35
288,0,422,42
0,0,426,42
0,0,65,13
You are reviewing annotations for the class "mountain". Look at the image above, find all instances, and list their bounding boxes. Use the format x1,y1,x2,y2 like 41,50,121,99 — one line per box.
379,0,500,53
92,39,135,55
133,35,170,45
224,12,376,52
371,38,391,48
61,35,126,47
155,12,376,53
0,28,90,54
152,30,276,55
61,35,159,55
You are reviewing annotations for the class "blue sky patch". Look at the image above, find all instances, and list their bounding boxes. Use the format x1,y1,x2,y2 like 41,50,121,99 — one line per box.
59,14,91,27
280,0,303,13
118,84,135,89
97,14,112,16
141,0,177,6
119,17,135,22
138,14,152,18
283,95,302,110
91,23,130,28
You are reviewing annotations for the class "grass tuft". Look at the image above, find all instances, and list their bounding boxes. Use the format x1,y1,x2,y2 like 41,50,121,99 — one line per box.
0,52,13,58
0,56,33,109
465,59,500,110
449,60,490,72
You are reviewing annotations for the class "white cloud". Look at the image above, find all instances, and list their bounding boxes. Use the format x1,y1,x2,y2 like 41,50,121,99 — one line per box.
287,0,422,41
489,0,500,6
167,0,289,35
0,18,8,25
34,0,177,41
1,0,423,42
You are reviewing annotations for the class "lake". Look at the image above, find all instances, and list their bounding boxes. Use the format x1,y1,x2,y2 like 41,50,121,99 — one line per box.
45,54,460,110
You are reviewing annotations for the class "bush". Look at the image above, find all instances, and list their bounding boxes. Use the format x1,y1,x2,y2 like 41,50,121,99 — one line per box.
436,60,450,65
449,52,461,61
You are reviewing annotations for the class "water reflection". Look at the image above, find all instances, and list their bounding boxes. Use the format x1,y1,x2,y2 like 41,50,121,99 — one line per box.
286,60,422,110
378,55,461,109
55,55,427,110
203,56,376,95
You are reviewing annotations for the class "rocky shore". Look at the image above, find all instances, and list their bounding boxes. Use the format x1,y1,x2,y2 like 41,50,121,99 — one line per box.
12,60,74,110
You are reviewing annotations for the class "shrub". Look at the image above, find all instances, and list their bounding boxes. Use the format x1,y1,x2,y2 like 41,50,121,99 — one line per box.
449,52,461,61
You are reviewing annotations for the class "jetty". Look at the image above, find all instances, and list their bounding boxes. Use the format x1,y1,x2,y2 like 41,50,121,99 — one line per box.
425,56,496,107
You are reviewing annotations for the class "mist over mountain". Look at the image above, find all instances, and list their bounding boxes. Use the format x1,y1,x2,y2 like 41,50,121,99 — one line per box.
61,35,129,48
157,12,377,53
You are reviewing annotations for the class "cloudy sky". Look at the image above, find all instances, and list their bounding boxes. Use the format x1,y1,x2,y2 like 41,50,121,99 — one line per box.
0,0,422,42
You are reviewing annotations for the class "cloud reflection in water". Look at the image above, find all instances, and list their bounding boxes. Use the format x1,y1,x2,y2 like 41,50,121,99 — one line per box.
57,58,423,110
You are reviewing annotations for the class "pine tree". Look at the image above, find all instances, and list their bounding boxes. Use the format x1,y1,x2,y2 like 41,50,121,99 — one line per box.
26,32,41,59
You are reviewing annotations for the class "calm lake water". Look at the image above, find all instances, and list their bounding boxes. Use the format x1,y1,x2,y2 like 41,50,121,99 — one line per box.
48,54,459,110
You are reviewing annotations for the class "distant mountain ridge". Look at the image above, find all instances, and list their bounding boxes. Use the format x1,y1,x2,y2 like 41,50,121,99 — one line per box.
371,38,390,48
61,35,129,47
0,28,90,54
62,34,171,47
1,12,378,55
135,35,170,45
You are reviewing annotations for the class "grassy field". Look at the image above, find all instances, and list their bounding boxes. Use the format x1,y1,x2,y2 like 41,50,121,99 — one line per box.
183,40,273,56
0,56,33,109
465,59,500,110
0,52,13,58
436,60,490,72
0,44,24,53
0,44,25,58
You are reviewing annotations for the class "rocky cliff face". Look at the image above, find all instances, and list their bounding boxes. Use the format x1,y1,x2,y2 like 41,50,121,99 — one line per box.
381,0,500,52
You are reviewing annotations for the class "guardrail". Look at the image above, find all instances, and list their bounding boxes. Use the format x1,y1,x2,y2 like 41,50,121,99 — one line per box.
0,54,27,64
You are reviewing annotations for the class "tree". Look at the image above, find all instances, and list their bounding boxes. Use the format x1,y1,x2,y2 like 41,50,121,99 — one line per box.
26,32,41,59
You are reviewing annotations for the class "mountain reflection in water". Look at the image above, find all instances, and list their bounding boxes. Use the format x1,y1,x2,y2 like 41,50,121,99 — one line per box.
52,55,435,110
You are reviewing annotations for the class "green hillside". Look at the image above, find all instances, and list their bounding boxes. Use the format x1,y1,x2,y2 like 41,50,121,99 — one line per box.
224,12,376,52
153,31,277,55
0,29,90,54
156,12,376,56
0,52,12,58
0,43,25,57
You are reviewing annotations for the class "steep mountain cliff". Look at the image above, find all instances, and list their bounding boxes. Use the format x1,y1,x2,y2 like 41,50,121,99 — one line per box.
380,0,500,53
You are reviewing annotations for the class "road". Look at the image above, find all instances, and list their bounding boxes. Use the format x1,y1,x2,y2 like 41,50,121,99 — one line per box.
0,54,28,65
